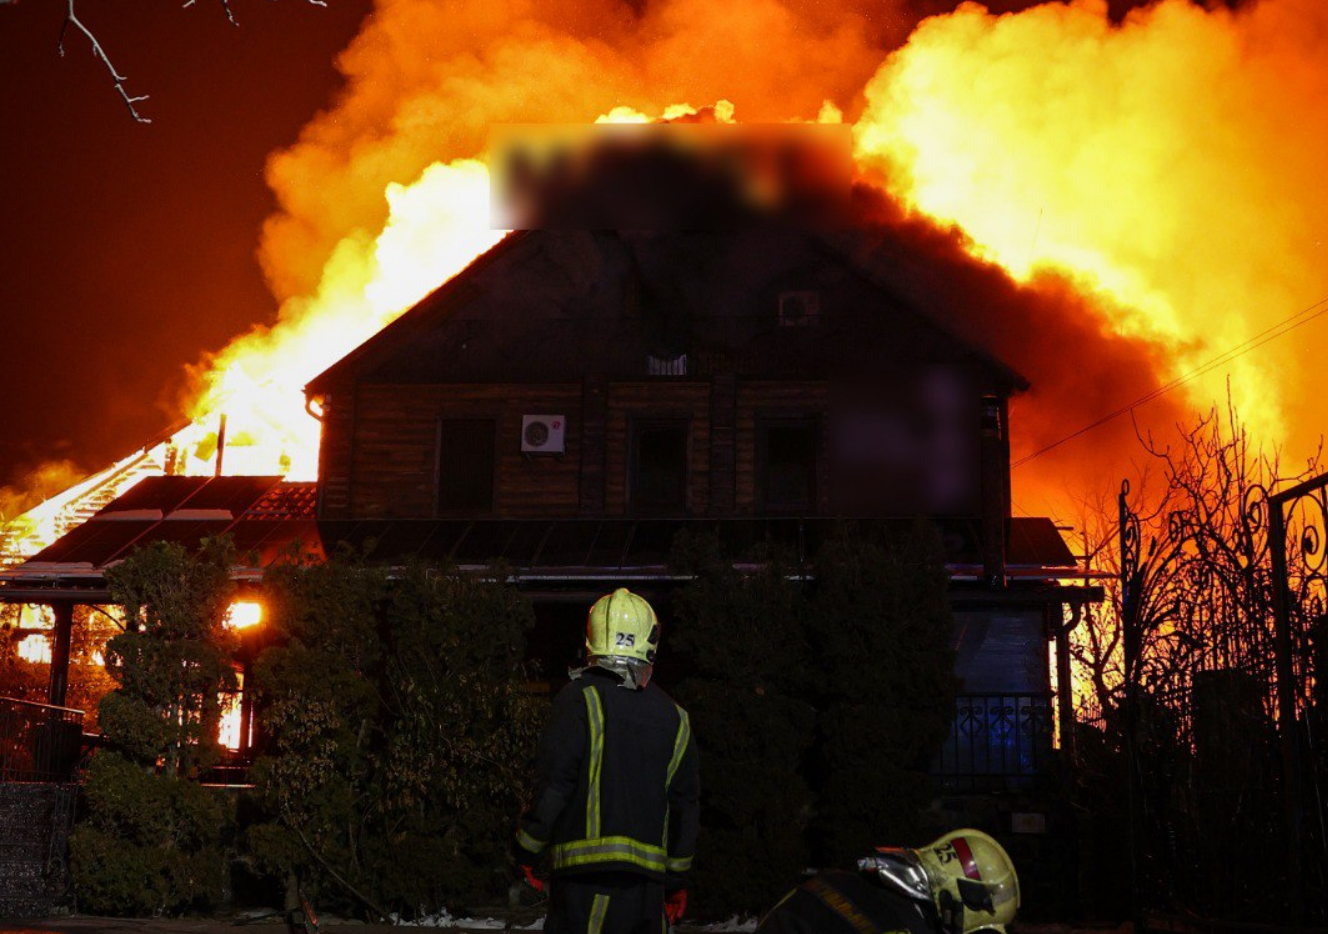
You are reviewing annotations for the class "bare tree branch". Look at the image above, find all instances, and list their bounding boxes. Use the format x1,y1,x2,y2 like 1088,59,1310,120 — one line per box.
58,0,151,123
183,0,241,28
182,0,330,27
40,0,331,123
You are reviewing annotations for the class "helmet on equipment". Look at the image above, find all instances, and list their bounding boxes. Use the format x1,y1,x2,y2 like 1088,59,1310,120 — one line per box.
859,829,1019,934
584,588,660,689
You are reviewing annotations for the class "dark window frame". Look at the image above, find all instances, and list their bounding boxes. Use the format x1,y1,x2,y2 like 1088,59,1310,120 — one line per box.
756,415,820,515
434,417,498,517
628,417,691,517
777,289,821,327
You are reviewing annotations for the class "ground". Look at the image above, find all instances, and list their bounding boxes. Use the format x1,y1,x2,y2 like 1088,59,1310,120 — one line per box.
0,919,1109,934
0,919,722,934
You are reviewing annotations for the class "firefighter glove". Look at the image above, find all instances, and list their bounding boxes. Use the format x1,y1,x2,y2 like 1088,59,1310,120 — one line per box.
665,888,687,925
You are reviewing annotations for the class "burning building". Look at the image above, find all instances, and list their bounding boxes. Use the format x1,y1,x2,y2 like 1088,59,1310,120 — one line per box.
1,140,1101,803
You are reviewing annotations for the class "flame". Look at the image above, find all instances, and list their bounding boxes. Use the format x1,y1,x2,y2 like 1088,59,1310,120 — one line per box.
853,0,1328,484
16,634,52,665
219,671,246,750
9,0,1327,551
183,158,505,481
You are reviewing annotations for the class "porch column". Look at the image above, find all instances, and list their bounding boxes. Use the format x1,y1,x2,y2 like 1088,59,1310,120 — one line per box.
47,600,74,708
237,660,256,756
979,396,1008,589
1056,602,1080,762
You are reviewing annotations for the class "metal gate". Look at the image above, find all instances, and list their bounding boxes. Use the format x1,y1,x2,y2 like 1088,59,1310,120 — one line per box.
1118,474,1328,927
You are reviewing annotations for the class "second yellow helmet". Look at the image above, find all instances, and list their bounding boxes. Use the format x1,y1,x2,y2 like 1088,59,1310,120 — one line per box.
915,829,1020,934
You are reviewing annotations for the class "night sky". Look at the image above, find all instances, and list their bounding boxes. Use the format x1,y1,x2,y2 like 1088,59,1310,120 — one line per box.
0,0,372,493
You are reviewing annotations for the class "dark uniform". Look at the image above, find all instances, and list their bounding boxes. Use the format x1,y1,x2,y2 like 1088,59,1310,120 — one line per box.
517,667,700,934
757,871,939,934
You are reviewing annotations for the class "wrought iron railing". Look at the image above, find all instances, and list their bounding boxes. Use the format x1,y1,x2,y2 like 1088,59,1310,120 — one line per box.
0,697,85,783
933,692,1053,792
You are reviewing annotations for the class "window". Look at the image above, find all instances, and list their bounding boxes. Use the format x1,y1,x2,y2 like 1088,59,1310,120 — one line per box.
758,420,818,513
436,419,496,513
630,420,689,514
778,290,820,327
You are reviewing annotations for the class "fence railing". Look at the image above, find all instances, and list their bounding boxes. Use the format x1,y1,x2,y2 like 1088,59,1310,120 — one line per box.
933,692,1054,792
0,697,85,783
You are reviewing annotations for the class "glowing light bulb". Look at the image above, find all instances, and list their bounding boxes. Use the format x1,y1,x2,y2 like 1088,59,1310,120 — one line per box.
225,602,263,631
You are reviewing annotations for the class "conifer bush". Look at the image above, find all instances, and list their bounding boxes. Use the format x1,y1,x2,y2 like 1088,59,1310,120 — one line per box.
669,532,817,918
807,523,956,867
247,555,542,918
667,522,956,918
70,538,237,915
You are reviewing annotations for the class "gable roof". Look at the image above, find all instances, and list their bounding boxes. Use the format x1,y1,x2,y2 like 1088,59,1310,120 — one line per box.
305,225,1028,395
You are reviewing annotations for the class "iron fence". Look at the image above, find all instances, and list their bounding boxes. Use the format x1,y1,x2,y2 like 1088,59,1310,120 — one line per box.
0,697,85,783
933,692,1053,792
1115,471,1328,926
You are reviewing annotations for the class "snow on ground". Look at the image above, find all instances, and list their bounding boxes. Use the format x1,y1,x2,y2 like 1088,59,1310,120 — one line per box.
396,911,757,932
692,917,758,932
397,911,543,930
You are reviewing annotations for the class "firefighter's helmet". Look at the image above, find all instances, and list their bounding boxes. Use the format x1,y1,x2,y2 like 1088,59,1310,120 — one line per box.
860,829,1019,934
585,588,660,688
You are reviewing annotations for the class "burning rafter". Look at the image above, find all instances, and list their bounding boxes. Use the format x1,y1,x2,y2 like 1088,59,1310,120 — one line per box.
0,375,313,568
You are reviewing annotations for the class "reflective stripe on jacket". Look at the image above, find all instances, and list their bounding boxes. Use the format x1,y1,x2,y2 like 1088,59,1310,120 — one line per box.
516,667,700,882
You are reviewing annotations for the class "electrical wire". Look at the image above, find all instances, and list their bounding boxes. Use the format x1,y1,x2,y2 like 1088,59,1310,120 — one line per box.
1012,293,1328,469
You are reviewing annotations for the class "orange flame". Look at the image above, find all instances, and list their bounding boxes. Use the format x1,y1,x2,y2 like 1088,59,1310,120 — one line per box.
853,0,1328,514
11,0,1326,547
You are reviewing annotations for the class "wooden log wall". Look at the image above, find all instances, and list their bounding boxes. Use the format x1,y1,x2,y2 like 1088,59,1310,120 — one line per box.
339,383,583,519
319,378,833,520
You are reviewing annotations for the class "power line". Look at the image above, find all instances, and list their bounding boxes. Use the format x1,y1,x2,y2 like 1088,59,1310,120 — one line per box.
1012,293,1328,469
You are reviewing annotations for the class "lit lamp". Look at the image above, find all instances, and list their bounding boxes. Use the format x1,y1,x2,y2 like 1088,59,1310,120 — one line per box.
224,601,263,631
221,600,264,753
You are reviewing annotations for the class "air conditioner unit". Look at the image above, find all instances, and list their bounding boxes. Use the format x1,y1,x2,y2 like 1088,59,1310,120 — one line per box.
521,414,566,454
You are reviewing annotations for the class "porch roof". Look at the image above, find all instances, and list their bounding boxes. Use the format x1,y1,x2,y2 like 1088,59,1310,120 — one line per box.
0,476,1097,604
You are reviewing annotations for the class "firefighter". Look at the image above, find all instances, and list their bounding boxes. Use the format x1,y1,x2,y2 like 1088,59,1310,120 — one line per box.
514,588,700,933
756,829,1020,934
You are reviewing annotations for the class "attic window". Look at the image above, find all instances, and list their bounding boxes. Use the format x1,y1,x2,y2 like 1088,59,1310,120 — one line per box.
778,291,820,327
647,353,689,376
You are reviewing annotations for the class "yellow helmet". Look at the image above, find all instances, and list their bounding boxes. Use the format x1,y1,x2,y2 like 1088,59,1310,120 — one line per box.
861,829,1019,934
586,589,660,685
915,829,1020,934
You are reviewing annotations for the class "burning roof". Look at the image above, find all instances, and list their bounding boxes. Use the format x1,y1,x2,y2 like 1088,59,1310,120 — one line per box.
0,475,320,601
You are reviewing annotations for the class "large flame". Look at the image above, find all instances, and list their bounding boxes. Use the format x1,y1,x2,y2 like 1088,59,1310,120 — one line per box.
185,157,504,482
853,0,1328,502
11,0,1328,550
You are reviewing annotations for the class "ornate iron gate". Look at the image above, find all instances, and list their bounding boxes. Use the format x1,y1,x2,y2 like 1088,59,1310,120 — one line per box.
1118,473,1328,927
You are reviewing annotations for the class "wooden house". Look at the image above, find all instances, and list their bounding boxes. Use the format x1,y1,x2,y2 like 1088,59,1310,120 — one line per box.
303,221,1098,771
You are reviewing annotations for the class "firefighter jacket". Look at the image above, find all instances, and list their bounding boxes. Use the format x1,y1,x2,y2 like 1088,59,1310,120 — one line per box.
516,667,700,883
757,871,939,934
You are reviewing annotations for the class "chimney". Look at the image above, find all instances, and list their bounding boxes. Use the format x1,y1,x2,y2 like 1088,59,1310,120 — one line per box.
980,395,1007,589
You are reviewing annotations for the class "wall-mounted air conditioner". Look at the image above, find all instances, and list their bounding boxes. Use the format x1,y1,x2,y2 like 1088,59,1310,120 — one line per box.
521,415,566,454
